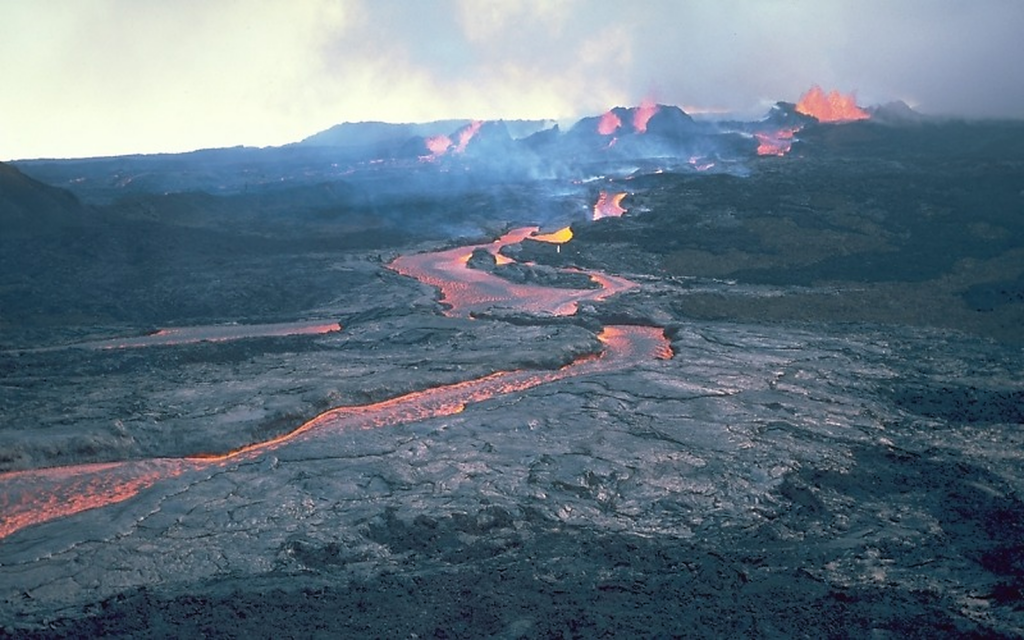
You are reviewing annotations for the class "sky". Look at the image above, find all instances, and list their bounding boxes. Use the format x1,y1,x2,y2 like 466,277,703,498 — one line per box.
3,0,1023,160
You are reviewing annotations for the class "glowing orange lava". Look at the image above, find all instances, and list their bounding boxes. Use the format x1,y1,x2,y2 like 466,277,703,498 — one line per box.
633,99,659,133
454,120,483,153
389,227,635,317
597,110,622,135
0,459,197,539
755,127,798,156
795,85,869,122
1,229,664,540
598,324,673,361
593,191,628,220
0,321,667,539
424,134,452,160
531,226,573,244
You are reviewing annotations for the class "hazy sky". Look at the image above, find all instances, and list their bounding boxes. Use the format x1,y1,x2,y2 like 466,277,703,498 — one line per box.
3,0,1022,159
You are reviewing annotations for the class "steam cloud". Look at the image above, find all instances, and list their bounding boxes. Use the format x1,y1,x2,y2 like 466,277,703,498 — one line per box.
2,0,1022,159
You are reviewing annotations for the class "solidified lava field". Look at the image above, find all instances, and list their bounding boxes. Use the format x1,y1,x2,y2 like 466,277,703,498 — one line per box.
1,114,1023,637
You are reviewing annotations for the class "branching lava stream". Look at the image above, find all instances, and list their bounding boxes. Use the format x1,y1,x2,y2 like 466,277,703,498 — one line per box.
0,229,668,539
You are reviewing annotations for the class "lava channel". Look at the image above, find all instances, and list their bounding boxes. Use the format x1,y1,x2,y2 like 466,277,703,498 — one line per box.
389,226,635,317
0,326,668,540
18,320,343,353
593,192,628,220
1,231,662,540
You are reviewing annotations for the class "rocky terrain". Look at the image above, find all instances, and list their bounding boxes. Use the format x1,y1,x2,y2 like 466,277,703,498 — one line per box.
1,112,1022,637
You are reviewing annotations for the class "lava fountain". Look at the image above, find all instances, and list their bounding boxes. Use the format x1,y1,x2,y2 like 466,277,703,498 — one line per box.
454,120,484,153
597,110,622,136
633,99,659,133
796,85,869,122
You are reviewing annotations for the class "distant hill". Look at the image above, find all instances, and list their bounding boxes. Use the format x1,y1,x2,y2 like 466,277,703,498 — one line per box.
297,119,555,150
0,161,89,234
867,100,931,125
14,102,995,208
297,120,472,149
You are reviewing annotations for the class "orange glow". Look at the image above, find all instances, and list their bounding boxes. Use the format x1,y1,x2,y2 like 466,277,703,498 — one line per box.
0,322,666,539
633,99,659,133
596,325,673,362
593,191,627,220
755,127,798,156
597,110,622,135
531,226,573,244
389,227,636,317
1,229,661,540
0,459,197,539
454,120,483,153
795,85,869,122
424,134,452,158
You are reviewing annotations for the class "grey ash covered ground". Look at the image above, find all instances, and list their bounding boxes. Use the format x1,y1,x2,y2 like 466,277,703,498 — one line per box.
1,118,1023,637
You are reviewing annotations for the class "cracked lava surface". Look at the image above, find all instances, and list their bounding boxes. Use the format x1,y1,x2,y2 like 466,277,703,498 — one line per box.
0,229,666,540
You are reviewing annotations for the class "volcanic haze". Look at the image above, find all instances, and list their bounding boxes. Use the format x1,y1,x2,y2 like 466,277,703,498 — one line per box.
3,0,1023,159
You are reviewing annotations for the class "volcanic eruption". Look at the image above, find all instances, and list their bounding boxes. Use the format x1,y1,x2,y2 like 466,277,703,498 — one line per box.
7,75,1019,639
795,85,869,122
597,110,623,136
633,99,660,133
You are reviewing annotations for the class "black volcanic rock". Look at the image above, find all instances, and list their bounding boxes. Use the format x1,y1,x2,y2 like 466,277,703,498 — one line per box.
561,104,710,161
567,105,699,139
299,119,554,165
297,120,471,150
395,134,436,159
4,114,1024,640
502,119,559,139
0,161,89,235
396,120,527,163
521,123,561,151
566,108,625,139
461,120,516,157
643,105,700,139
761,101,817,128
867,100,930,125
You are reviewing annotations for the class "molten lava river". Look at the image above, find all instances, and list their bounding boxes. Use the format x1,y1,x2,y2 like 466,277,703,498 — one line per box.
0,229,668,540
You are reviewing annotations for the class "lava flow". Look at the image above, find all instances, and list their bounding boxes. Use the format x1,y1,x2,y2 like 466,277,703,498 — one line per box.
0,459,199,539
0,320,668,539
593,191,628,220
1,230,663,540
755,128,798,156
389,227,635,317
531,226,573,244
795,85,869,122
81,320,341,350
